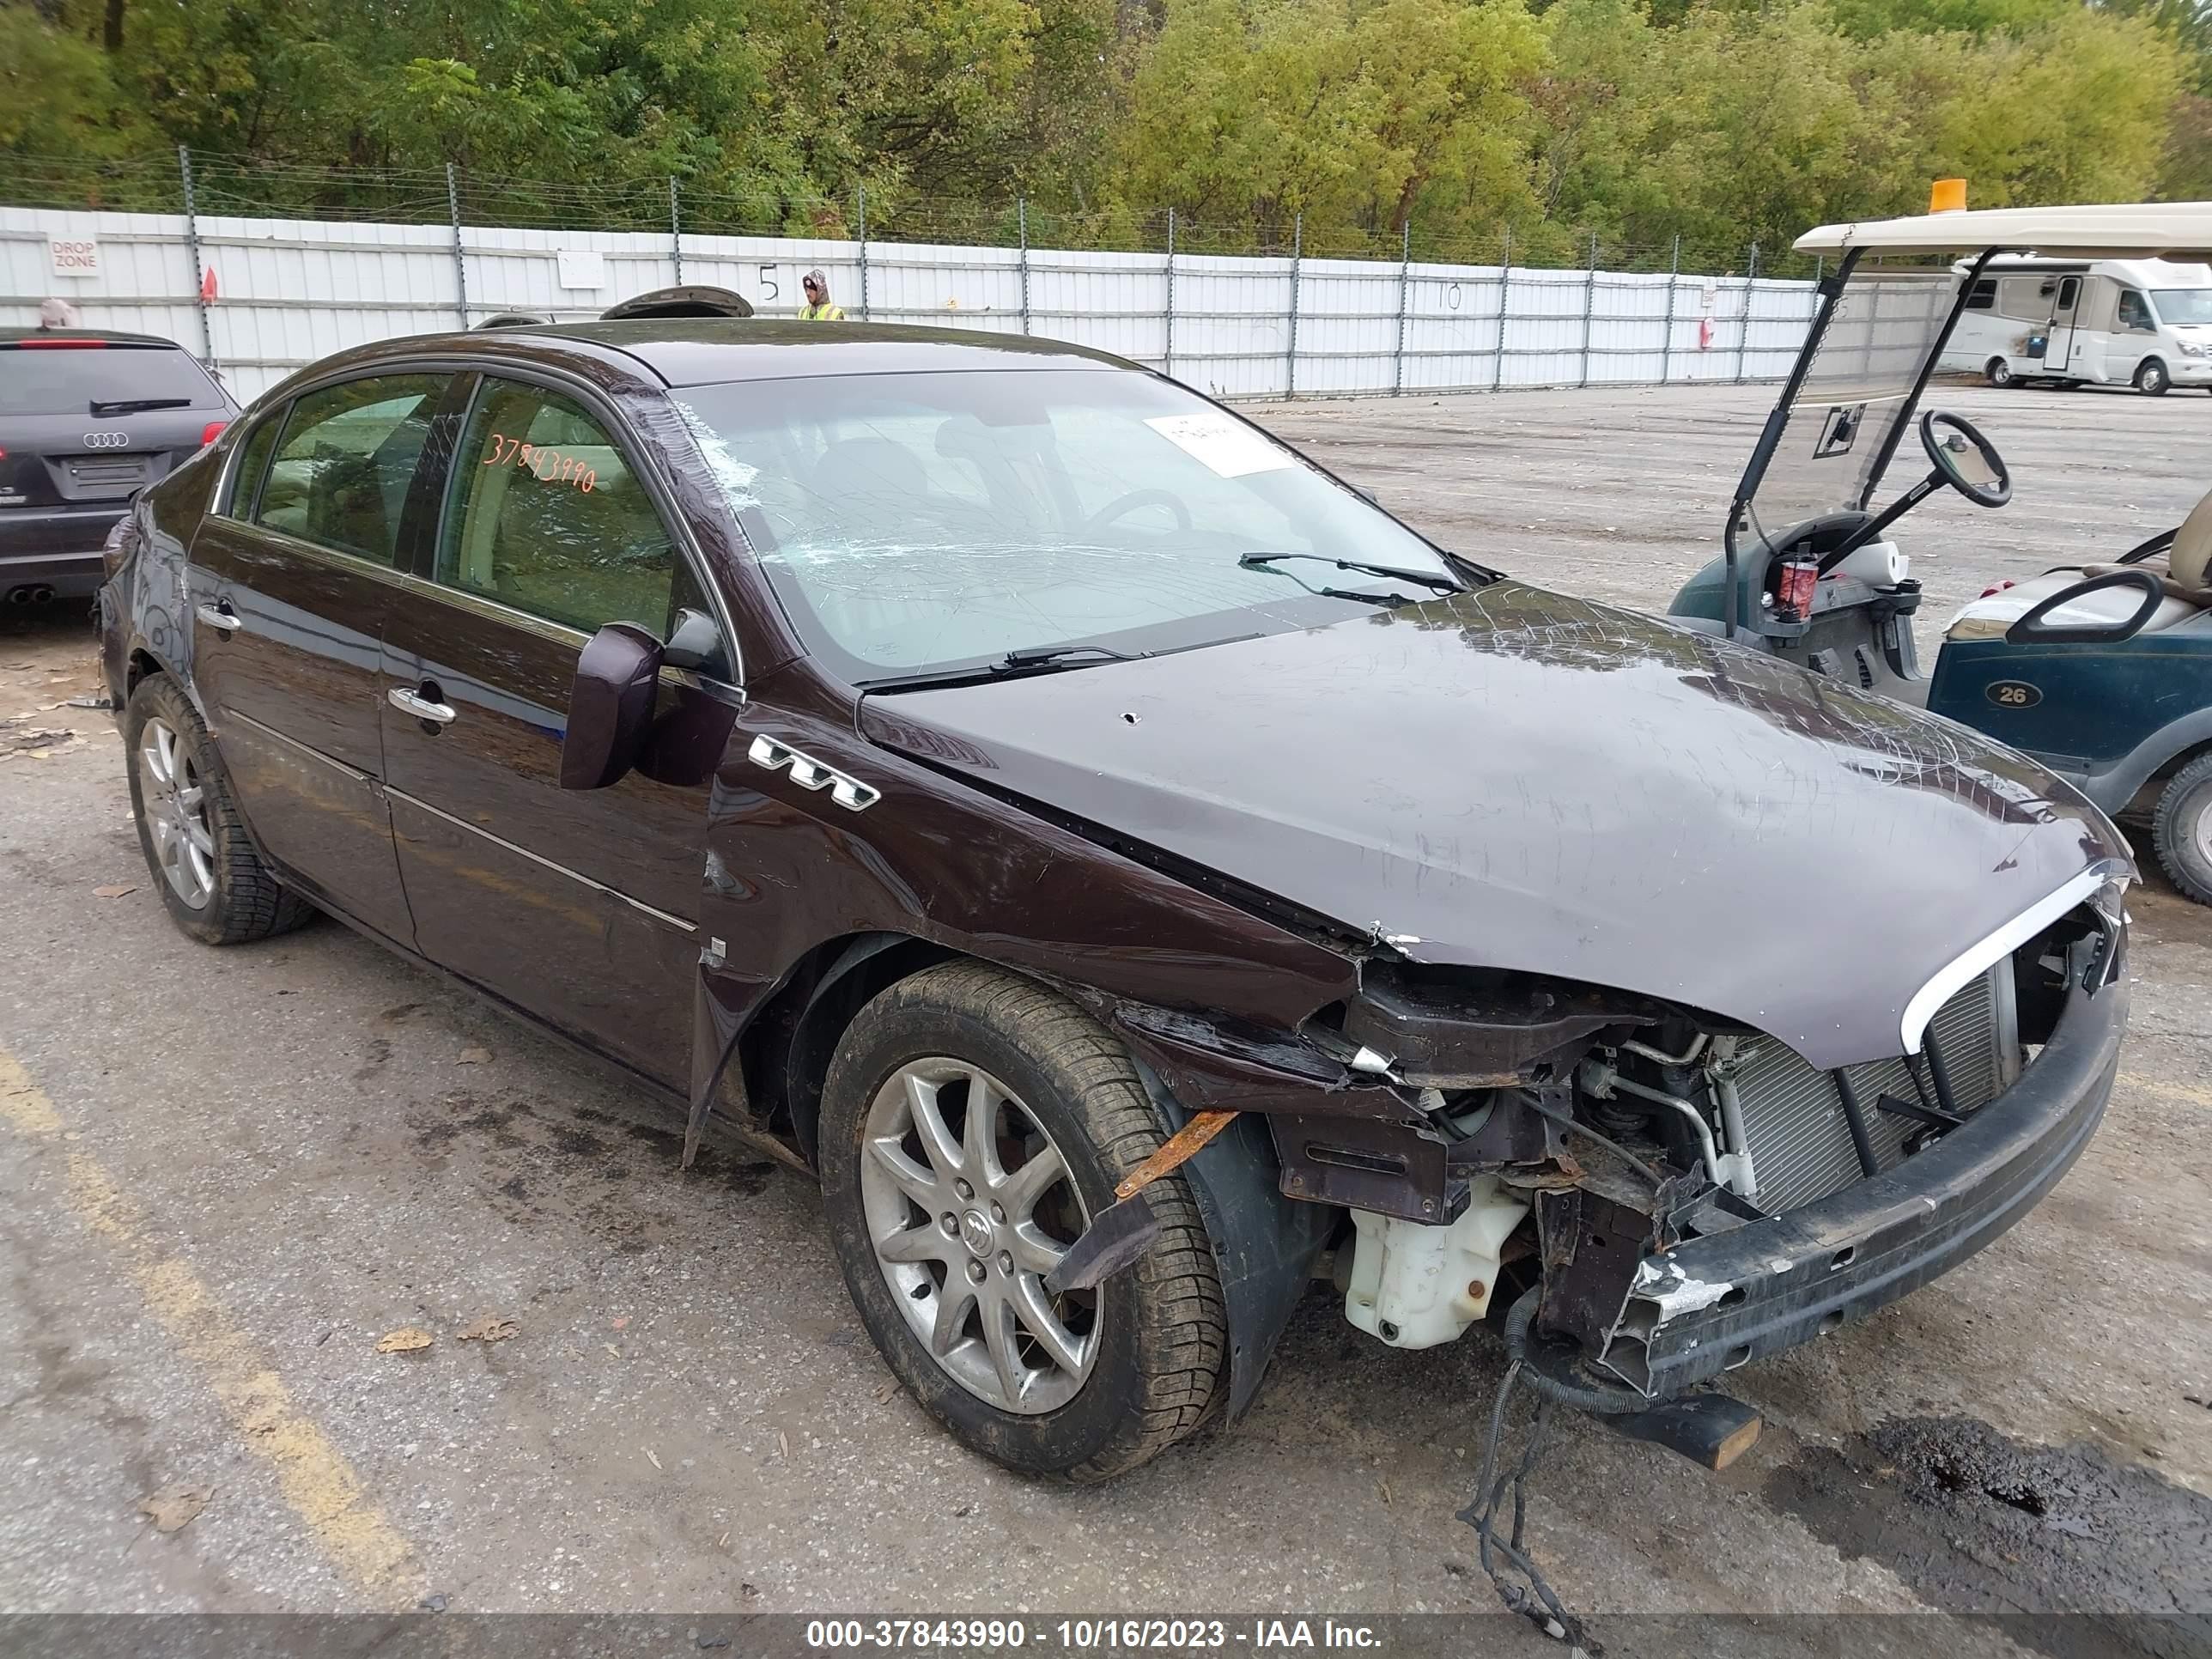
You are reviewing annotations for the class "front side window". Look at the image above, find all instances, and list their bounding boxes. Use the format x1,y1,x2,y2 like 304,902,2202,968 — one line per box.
2117,290,2155,332
437,380,676,634
254,375,447,565
672,368,1456,683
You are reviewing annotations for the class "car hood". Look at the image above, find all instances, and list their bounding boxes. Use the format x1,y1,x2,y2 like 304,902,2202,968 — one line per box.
859,581,2130,1069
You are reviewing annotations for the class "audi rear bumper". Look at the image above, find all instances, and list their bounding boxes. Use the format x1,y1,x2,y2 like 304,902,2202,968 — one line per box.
1,504,122,600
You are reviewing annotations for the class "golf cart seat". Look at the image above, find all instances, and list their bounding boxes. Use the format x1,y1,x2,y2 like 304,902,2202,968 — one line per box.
1947,485,2212,641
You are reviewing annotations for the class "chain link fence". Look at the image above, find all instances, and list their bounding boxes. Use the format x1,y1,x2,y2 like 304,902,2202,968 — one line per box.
2,149,1824,403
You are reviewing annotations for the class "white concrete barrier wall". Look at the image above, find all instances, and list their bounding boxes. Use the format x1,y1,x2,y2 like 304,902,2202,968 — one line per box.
3,205,1820,406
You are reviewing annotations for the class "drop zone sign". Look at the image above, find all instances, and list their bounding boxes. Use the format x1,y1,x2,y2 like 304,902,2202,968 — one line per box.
49,236,102,279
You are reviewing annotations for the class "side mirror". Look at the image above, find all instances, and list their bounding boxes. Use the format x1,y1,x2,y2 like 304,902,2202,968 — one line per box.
560,622,662,790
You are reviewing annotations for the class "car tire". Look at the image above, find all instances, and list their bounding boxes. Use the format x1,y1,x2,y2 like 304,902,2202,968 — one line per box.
2135,358,2170,396
1986,358,2014,388
2152,751,2212,906
818,960,1227,1481
124,673,316,945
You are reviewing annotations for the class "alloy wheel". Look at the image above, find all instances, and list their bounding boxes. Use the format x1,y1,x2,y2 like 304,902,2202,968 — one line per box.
139,717,215,909
858,1058,1097,1413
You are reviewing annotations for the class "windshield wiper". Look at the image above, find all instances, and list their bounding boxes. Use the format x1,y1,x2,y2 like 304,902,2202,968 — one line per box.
1237,551,1462,592
856,643,1143,694
88,398,193,416
996,643,1136,670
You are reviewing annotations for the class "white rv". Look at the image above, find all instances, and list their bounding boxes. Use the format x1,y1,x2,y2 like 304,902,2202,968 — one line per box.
1939,255,2212,394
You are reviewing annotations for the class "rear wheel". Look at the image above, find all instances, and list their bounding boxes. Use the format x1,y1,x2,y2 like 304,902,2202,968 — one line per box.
2153,752,2212,906
818,961,1226,1481
125,674,315,945
2135,357,2171,396
1986,358,2014,388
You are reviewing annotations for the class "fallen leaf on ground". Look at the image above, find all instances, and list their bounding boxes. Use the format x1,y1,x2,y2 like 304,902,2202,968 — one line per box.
611,1316,629,1330
603,1341,621,1358
458,1315,518,1343
643,1447,661,1470
876,1382,899,1403
376,1328,434,1353
776,1430,789,1458
140,1483,213,1533
93,884,137,899
456,1047,491,1065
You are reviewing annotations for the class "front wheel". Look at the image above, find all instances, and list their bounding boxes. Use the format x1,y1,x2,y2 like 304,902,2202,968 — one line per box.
818,961,1227,1481
1986,357,2014,388
2135,357,2171,396
2153,752,2212,906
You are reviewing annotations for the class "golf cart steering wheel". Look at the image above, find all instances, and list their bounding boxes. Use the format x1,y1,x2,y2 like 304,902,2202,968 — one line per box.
1919,410,2010,509
1085,489,1194,534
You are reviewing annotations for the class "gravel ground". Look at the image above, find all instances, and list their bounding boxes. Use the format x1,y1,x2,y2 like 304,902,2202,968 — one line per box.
1,377,2206,1651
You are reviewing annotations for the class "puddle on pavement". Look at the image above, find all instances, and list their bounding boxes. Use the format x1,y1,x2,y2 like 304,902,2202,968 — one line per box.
1766,1414,2212,1657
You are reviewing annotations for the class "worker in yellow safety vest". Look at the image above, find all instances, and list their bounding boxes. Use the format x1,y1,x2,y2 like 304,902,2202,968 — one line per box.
799,269,846,321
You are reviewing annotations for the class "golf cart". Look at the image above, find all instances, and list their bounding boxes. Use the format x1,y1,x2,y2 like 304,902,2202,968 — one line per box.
1668,202,2212,904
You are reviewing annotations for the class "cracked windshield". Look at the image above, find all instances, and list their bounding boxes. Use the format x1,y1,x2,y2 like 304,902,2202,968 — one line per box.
672,368,1456,682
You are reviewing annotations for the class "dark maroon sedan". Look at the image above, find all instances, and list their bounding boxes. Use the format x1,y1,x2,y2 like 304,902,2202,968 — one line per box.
99,321,2130,1481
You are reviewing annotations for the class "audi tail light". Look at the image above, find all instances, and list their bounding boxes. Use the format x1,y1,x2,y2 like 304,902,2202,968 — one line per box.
199,420,228,448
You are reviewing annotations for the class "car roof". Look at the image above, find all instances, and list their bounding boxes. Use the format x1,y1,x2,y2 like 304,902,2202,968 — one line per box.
493,319,1131,387
0,326,191,349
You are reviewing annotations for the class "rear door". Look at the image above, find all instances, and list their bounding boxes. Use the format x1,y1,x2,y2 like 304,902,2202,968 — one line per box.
377,371,740,1087
2046,276,2083,375
186,373,452,945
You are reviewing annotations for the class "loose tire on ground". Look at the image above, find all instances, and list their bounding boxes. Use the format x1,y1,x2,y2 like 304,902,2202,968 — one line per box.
2152,751,2212,906
818,960,1228,1481
124,673,316,945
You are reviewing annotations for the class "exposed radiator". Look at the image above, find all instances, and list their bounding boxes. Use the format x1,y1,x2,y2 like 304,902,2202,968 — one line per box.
1730,966,2019,1214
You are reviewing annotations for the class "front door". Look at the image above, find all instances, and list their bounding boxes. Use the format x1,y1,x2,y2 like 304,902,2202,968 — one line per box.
185,373,450,945
377,373,739,1089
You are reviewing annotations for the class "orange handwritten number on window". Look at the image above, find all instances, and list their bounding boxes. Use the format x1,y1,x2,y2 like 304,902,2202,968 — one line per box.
481,431,595,492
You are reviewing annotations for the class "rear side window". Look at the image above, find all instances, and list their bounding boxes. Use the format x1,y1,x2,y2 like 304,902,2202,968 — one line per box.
254,375,447,566
436,379,675,633
1964,278,1996,312
0,342,227,416
225,414,283,518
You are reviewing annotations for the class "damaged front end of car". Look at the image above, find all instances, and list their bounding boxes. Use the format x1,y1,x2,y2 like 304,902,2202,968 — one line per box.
1074,860,2130,1442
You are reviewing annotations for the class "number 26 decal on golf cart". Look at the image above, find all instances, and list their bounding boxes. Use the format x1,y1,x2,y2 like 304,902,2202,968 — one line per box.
1987,679,2044,708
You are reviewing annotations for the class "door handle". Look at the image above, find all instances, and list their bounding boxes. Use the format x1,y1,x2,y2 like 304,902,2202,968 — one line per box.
387,685,458,726
195,602,243,633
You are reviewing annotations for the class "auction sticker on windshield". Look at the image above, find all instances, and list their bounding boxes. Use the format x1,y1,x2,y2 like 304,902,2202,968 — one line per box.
1146,411,1294,477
